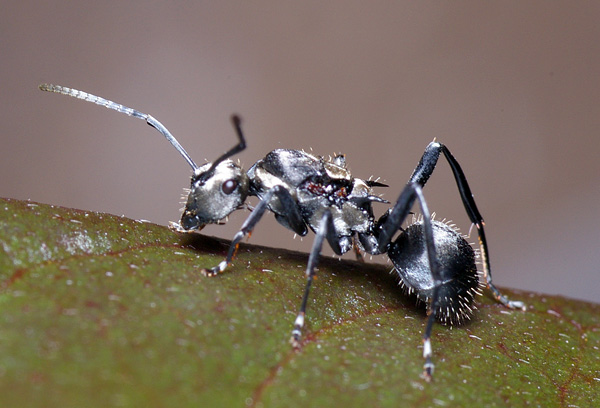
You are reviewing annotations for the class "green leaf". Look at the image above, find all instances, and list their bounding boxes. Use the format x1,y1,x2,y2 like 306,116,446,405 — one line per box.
0,197,598,407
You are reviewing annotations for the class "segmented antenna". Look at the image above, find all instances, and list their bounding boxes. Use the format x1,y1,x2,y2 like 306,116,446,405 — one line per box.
197,114,246,183
39,84,199,171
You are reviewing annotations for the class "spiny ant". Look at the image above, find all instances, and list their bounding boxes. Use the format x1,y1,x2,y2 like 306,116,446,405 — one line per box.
39,83,526,381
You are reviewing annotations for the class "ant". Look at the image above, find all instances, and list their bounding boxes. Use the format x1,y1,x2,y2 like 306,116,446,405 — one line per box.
39,83,526,381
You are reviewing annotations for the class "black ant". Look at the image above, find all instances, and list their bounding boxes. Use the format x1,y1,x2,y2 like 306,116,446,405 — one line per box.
39,83,526,381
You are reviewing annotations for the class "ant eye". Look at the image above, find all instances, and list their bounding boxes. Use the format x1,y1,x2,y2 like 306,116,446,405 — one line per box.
221,179,238,195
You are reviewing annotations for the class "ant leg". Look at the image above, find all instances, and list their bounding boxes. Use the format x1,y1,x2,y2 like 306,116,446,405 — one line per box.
291,210,343,348
352,239,365,262
202,185,305,276
377,182,441,381
409,142,525,311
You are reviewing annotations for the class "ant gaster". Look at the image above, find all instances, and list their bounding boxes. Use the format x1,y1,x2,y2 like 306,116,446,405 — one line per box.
40,83,526,381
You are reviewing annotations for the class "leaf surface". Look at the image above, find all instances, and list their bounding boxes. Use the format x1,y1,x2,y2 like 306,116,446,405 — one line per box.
0,198,598,407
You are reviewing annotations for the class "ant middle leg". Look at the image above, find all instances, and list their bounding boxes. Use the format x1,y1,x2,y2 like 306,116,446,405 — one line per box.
290,209,344,348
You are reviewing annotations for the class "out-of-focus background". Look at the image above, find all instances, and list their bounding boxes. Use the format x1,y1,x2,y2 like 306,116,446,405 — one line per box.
1,2,598,302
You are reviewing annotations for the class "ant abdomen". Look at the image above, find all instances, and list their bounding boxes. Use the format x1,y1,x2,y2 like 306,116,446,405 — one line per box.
388,219,481,325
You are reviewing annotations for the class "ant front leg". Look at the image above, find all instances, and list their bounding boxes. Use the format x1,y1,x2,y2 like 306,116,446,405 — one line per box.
202,185,305,276
410,141,526,311
291,210,343,348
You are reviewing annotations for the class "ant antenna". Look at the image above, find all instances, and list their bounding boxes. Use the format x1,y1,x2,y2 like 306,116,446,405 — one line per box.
39,84,200,172
198,115,247,183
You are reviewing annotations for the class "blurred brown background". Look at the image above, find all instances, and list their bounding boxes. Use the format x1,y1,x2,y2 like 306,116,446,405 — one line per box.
1,2,598,302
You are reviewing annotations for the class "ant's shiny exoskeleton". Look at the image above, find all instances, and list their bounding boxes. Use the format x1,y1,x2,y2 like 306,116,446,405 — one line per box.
40,83,526,381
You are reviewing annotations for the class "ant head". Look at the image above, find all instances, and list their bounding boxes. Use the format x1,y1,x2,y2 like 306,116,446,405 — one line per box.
179,160,249,231
177,115,249,231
